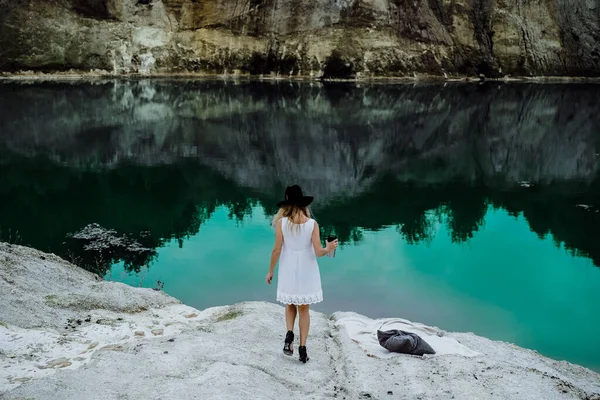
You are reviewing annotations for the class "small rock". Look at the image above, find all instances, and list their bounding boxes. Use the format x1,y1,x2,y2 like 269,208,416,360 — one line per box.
135,331,145,337
163,351,168,354
168,338,175,342
48,357,69,365
96,319,102,324
151,329,164,336
76,320,82,325
40,256,46,260
39,358,71,369
10,377,31,383
387,391,393,395
100,345,125,352
117,318,124,321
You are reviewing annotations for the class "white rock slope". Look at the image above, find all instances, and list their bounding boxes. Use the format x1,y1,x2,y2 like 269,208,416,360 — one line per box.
1,243,599,400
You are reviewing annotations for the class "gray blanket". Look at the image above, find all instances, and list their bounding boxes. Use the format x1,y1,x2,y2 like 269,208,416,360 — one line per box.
377,329,436,356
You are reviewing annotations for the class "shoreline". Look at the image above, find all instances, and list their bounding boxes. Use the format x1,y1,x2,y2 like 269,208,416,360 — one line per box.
1,242,600,399
2,70,600,84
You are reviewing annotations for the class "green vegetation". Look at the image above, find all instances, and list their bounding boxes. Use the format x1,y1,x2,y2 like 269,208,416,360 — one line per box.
215,309,243,322
44,294,59,306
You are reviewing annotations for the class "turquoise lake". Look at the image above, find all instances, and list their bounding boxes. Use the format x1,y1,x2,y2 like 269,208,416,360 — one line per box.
0,80,599,371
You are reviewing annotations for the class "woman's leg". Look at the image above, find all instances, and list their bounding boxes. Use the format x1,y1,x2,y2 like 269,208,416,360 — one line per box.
285,304,297,332
298,304,310,346
283,304,297,355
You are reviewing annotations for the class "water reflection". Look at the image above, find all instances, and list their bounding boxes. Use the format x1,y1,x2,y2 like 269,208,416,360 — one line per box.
1,155,600,275
0,80,599,273
0,157,254,274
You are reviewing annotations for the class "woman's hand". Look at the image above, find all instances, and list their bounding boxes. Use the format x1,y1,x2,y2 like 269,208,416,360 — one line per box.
266,271,274,284
325,239,339,252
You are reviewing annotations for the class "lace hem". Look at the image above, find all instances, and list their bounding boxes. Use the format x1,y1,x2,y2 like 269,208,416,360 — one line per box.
277,291,323,305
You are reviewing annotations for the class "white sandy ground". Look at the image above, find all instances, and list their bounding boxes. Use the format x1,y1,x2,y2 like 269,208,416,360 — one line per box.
1,243,599,400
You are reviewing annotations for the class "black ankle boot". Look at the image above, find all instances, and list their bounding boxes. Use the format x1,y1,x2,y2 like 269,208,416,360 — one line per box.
283,330,294,356
298,345,309,363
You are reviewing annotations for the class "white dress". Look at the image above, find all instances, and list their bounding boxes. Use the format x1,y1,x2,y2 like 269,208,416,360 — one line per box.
276,217,323,305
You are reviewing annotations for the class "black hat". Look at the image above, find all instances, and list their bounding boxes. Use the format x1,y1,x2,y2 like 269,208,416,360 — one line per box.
276,185,314,208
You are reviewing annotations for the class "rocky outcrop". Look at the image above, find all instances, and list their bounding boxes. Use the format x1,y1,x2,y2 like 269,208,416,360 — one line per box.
2,243,600,399
1,0,599,77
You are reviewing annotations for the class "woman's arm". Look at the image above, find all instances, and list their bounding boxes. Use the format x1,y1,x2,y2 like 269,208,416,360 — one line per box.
312,221,337,258
266,219,284,284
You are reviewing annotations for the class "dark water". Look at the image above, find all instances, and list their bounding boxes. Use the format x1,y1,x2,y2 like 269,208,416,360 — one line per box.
1,80,599,371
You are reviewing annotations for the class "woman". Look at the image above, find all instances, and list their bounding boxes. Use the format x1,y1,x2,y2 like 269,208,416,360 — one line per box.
265,185,338,363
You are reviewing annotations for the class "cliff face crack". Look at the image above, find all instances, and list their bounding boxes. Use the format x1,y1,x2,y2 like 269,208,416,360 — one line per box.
198,358,305,391
468,0,499,76
428,0,454,27
325,323,353,396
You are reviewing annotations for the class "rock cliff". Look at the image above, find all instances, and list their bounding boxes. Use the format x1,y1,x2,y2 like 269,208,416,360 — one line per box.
1,0,599,77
